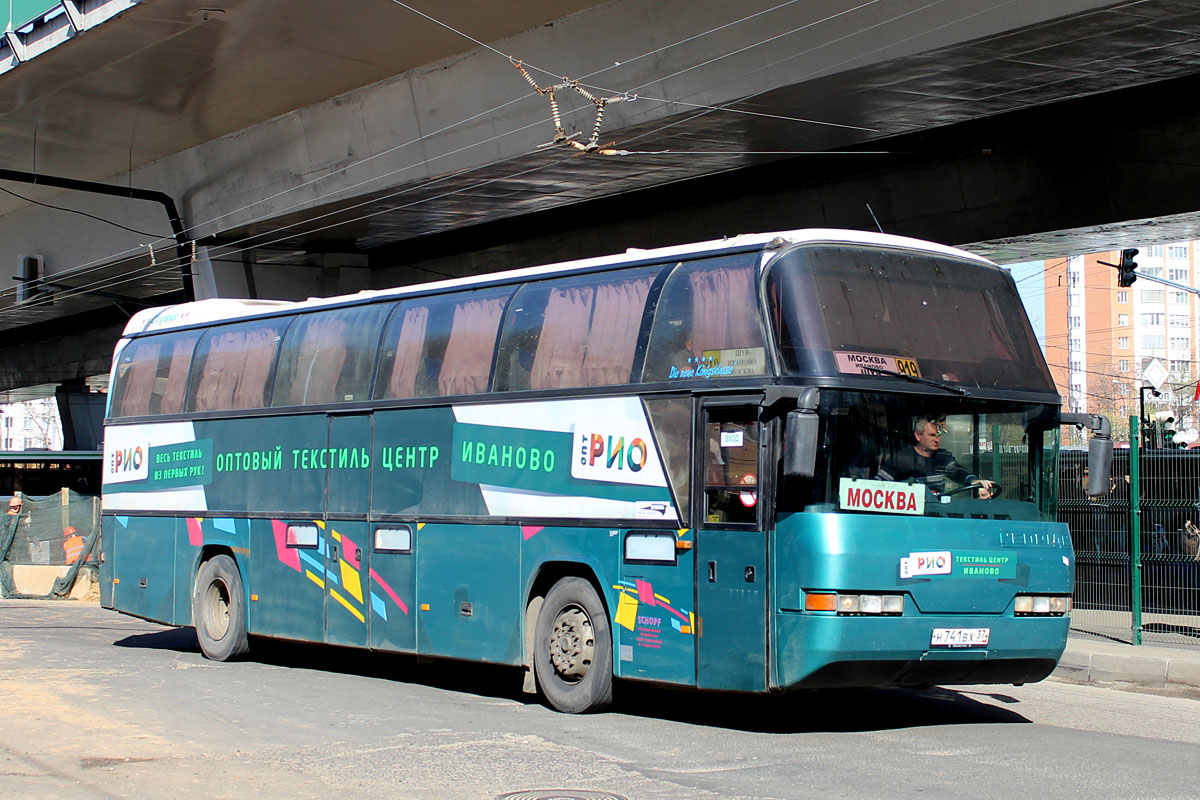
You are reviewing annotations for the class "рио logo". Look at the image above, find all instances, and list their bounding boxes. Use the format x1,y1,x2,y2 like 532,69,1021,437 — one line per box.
916,552,947,572
110,445,144,474
581,433,647,472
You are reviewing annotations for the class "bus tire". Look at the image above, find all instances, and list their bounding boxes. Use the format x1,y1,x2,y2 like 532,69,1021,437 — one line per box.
192,554,249,661
534,577,613,713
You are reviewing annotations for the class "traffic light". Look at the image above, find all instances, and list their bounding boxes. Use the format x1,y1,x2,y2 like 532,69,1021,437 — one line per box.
1117,248,1139,287
1162,416,1184,449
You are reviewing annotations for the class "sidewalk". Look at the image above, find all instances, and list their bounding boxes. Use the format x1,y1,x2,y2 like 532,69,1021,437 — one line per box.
1054,637,1200,689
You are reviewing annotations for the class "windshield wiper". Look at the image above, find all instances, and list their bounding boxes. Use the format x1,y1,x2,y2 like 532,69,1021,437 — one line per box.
858,365,967,396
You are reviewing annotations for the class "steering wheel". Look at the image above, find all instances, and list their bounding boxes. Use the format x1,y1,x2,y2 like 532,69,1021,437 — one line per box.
941,482,1003,498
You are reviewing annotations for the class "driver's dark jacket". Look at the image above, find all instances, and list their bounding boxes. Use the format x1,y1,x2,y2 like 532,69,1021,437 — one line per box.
877,448,978,494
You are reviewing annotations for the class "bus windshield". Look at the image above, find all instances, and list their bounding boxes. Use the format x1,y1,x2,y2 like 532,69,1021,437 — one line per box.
811,391,1059,522
766,244,1055,395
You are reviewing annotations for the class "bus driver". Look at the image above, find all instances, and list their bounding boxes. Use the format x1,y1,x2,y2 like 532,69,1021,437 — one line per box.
878,416,994,499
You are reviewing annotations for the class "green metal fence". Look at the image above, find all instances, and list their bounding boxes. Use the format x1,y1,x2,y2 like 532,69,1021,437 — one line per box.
1060,419,1200,648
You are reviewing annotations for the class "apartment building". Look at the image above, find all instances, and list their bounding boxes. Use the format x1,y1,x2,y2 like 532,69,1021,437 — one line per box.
1041,242,1198,442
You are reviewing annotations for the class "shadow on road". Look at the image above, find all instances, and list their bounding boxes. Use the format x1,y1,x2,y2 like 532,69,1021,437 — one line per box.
113,626,200,651
111,624,1032,732
611,681,1031,733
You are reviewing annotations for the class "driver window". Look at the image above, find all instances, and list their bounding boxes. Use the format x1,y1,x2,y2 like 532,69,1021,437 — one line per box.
703,407,759,525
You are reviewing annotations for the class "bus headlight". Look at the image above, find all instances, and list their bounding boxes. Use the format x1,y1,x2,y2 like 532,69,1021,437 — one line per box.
1014,595,1070,616
805,592,904,615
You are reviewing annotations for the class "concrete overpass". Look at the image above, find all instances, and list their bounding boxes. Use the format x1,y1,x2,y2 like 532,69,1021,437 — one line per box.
1,0,1200,396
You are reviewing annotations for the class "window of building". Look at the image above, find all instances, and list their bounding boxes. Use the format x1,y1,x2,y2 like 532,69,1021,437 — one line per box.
1068,315,1081,329
1068,272,1080,288
1117,291,1129,303
1168,269,1190,282
1168,245,1189,259
1169,337,1190,350
1119,359,1129,372
1069,337,1082,351
1118,383,1131,396
1142,335,1165,348
1142,313,1164,326
1149,245,1164,257
1141,290,1165,303
1069,361,1082,374
1170,360,1190,373
1170,314,1191,327
1171,291,1188,304
1118,314,1130,326
1118,337,1130,349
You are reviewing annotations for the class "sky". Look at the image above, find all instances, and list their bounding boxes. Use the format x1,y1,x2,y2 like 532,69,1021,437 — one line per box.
1005,260,1046,347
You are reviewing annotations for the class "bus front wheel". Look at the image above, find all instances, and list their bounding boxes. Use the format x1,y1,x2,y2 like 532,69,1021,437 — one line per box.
534,577,613,713
192,555,249,661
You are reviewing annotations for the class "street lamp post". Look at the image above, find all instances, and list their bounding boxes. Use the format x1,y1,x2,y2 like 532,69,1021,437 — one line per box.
1140,386,1161,449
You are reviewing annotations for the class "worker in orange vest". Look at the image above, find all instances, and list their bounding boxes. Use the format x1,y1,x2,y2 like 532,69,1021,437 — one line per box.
6,496,21,515
63,526,87,565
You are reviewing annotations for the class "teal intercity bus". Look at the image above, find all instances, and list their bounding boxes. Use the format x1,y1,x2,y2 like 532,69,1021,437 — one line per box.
100,229,1111,713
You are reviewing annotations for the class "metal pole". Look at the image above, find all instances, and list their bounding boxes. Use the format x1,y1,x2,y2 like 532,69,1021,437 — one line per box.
1139,388,1146,448
0,167,193,301
1130,415,1142,645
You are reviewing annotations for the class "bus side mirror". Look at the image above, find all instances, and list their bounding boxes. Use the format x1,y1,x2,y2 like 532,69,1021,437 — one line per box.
1061,412,1113,497
1088,436,1114,497
783,410,819,478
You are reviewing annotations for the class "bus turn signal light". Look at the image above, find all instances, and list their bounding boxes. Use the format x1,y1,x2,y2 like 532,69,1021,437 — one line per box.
804,592,904,615
804,593,837,611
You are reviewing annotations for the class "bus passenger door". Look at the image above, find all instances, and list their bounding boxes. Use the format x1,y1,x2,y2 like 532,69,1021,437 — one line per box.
324,413,372,648
694,401,768,692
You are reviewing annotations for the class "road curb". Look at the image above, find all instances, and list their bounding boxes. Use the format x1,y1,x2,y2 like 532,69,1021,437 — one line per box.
1054,641,1200,688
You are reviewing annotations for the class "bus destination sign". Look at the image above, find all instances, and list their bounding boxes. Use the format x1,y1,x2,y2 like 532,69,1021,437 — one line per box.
835,350,921,378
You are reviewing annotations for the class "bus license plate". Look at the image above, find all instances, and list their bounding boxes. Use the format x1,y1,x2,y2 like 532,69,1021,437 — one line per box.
930,627,990,648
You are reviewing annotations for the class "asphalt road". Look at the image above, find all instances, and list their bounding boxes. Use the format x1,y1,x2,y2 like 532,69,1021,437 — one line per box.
2,599,1198,800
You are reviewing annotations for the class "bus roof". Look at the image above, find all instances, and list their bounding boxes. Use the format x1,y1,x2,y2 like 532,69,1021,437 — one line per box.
123,229,993,336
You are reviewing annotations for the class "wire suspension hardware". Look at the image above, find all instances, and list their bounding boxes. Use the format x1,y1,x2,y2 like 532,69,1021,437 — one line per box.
512,59,636,155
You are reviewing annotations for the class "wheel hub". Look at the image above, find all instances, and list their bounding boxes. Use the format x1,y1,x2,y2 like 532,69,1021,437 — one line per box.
204,579,231,640
548,604,594,682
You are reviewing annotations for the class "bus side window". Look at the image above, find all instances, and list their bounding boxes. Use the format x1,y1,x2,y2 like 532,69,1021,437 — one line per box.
375,289,511,400
435,292,508,396
642,254,767,382
111,333,199,418
495,268,657,392
188,318,291,412
703,411,760,525
644,396,692,523
273,305,389,406
376,300,433,399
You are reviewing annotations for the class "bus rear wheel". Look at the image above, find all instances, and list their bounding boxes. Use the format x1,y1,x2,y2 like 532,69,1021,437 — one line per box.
534,577,613,713
192,554,249,661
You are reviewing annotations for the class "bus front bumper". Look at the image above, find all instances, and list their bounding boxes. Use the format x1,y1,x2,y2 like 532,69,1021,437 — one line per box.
773,611,1069,690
